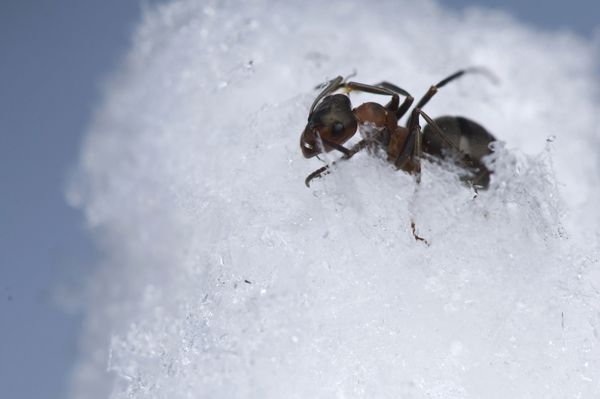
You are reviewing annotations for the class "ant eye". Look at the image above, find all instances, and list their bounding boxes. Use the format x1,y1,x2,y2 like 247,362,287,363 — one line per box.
331,122,344,136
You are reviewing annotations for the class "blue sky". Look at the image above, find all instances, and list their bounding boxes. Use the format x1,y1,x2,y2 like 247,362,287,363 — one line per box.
446,0,599,37
0,2,149,398
0,1,597,399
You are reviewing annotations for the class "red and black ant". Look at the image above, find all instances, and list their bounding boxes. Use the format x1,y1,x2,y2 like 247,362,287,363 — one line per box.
300,68,497,190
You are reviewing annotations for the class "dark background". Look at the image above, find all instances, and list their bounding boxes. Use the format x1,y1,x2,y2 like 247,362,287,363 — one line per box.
0,1,597,398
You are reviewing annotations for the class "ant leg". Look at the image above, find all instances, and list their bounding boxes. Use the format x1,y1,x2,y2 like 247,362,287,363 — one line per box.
415,67,491,110
375,81,414,120
397,108,425,183
311,78,412,119
413,119,423,184
405,109,429,244
416,110,462,154
416,110,491,188
407,108,482,180
320,138,352,156
305,165,330,187
345,81,404,96
311,131,352,157
393,130,416,170
344,81,412,118
305,139,371,187
407,67,495,127
411,221,429,245
345,81,400,105
417,110,483,172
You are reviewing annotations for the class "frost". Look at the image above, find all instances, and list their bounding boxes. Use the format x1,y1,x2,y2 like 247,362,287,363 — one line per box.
69,0,600,398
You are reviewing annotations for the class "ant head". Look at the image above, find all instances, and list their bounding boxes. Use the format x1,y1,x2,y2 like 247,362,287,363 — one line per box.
300,94,358,158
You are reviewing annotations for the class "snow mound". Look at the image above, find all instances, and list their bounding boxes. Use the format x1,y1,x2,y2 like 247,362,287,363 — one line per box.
69,0,600,398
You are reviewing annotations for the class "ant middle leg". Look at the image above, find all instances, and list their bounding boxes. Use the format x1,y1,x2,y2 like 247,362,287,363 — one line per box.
393,108,426,183
415,110,491,188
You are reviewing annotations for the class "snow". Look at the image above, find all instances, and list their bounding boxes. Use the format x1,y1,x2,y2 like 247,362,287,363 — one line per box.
68,0,600,398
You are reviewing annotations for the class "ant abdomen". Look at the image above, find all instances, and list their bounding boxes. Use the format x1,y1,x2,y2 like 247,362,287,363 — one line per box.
422,116,496,188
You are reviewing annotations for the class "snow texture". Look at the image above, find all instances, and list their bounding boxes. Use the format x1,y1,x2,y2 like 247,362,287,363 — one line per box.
68,0,600,398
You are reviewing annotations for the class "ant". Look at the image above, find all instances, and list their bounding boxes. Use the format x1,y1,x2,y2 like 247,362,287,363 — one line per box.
300,68,497,190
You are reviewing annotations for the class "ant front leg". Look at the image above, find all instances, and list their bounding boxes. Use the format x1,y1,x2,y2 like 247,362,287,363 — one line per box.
374,81,414,120
305,139,371,187
343,81,413,119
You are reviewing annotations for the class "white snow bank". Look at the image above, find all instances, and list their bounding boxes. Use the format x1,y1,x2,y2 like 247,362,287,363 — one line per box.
68,0,600,398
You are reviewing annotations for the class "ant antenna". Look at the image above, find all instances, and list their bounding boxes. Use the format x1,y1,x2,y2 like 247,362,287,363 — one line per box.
343,69,357,83
462,66,500,85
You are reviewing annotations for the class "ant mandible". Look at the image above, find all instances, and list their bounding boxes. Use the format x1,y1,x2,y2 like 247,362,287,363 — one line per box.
300,68,497,189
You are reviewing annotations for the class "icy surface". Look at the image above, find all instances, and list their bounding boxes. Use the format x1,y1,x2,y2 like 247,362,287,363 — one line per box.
69,0,600,398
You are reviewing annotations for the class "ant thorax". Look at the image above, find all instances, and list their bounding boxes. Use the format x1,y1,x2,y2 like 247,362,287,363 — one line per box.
358,121,390,156
358,121,385,142
353,101,395,149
